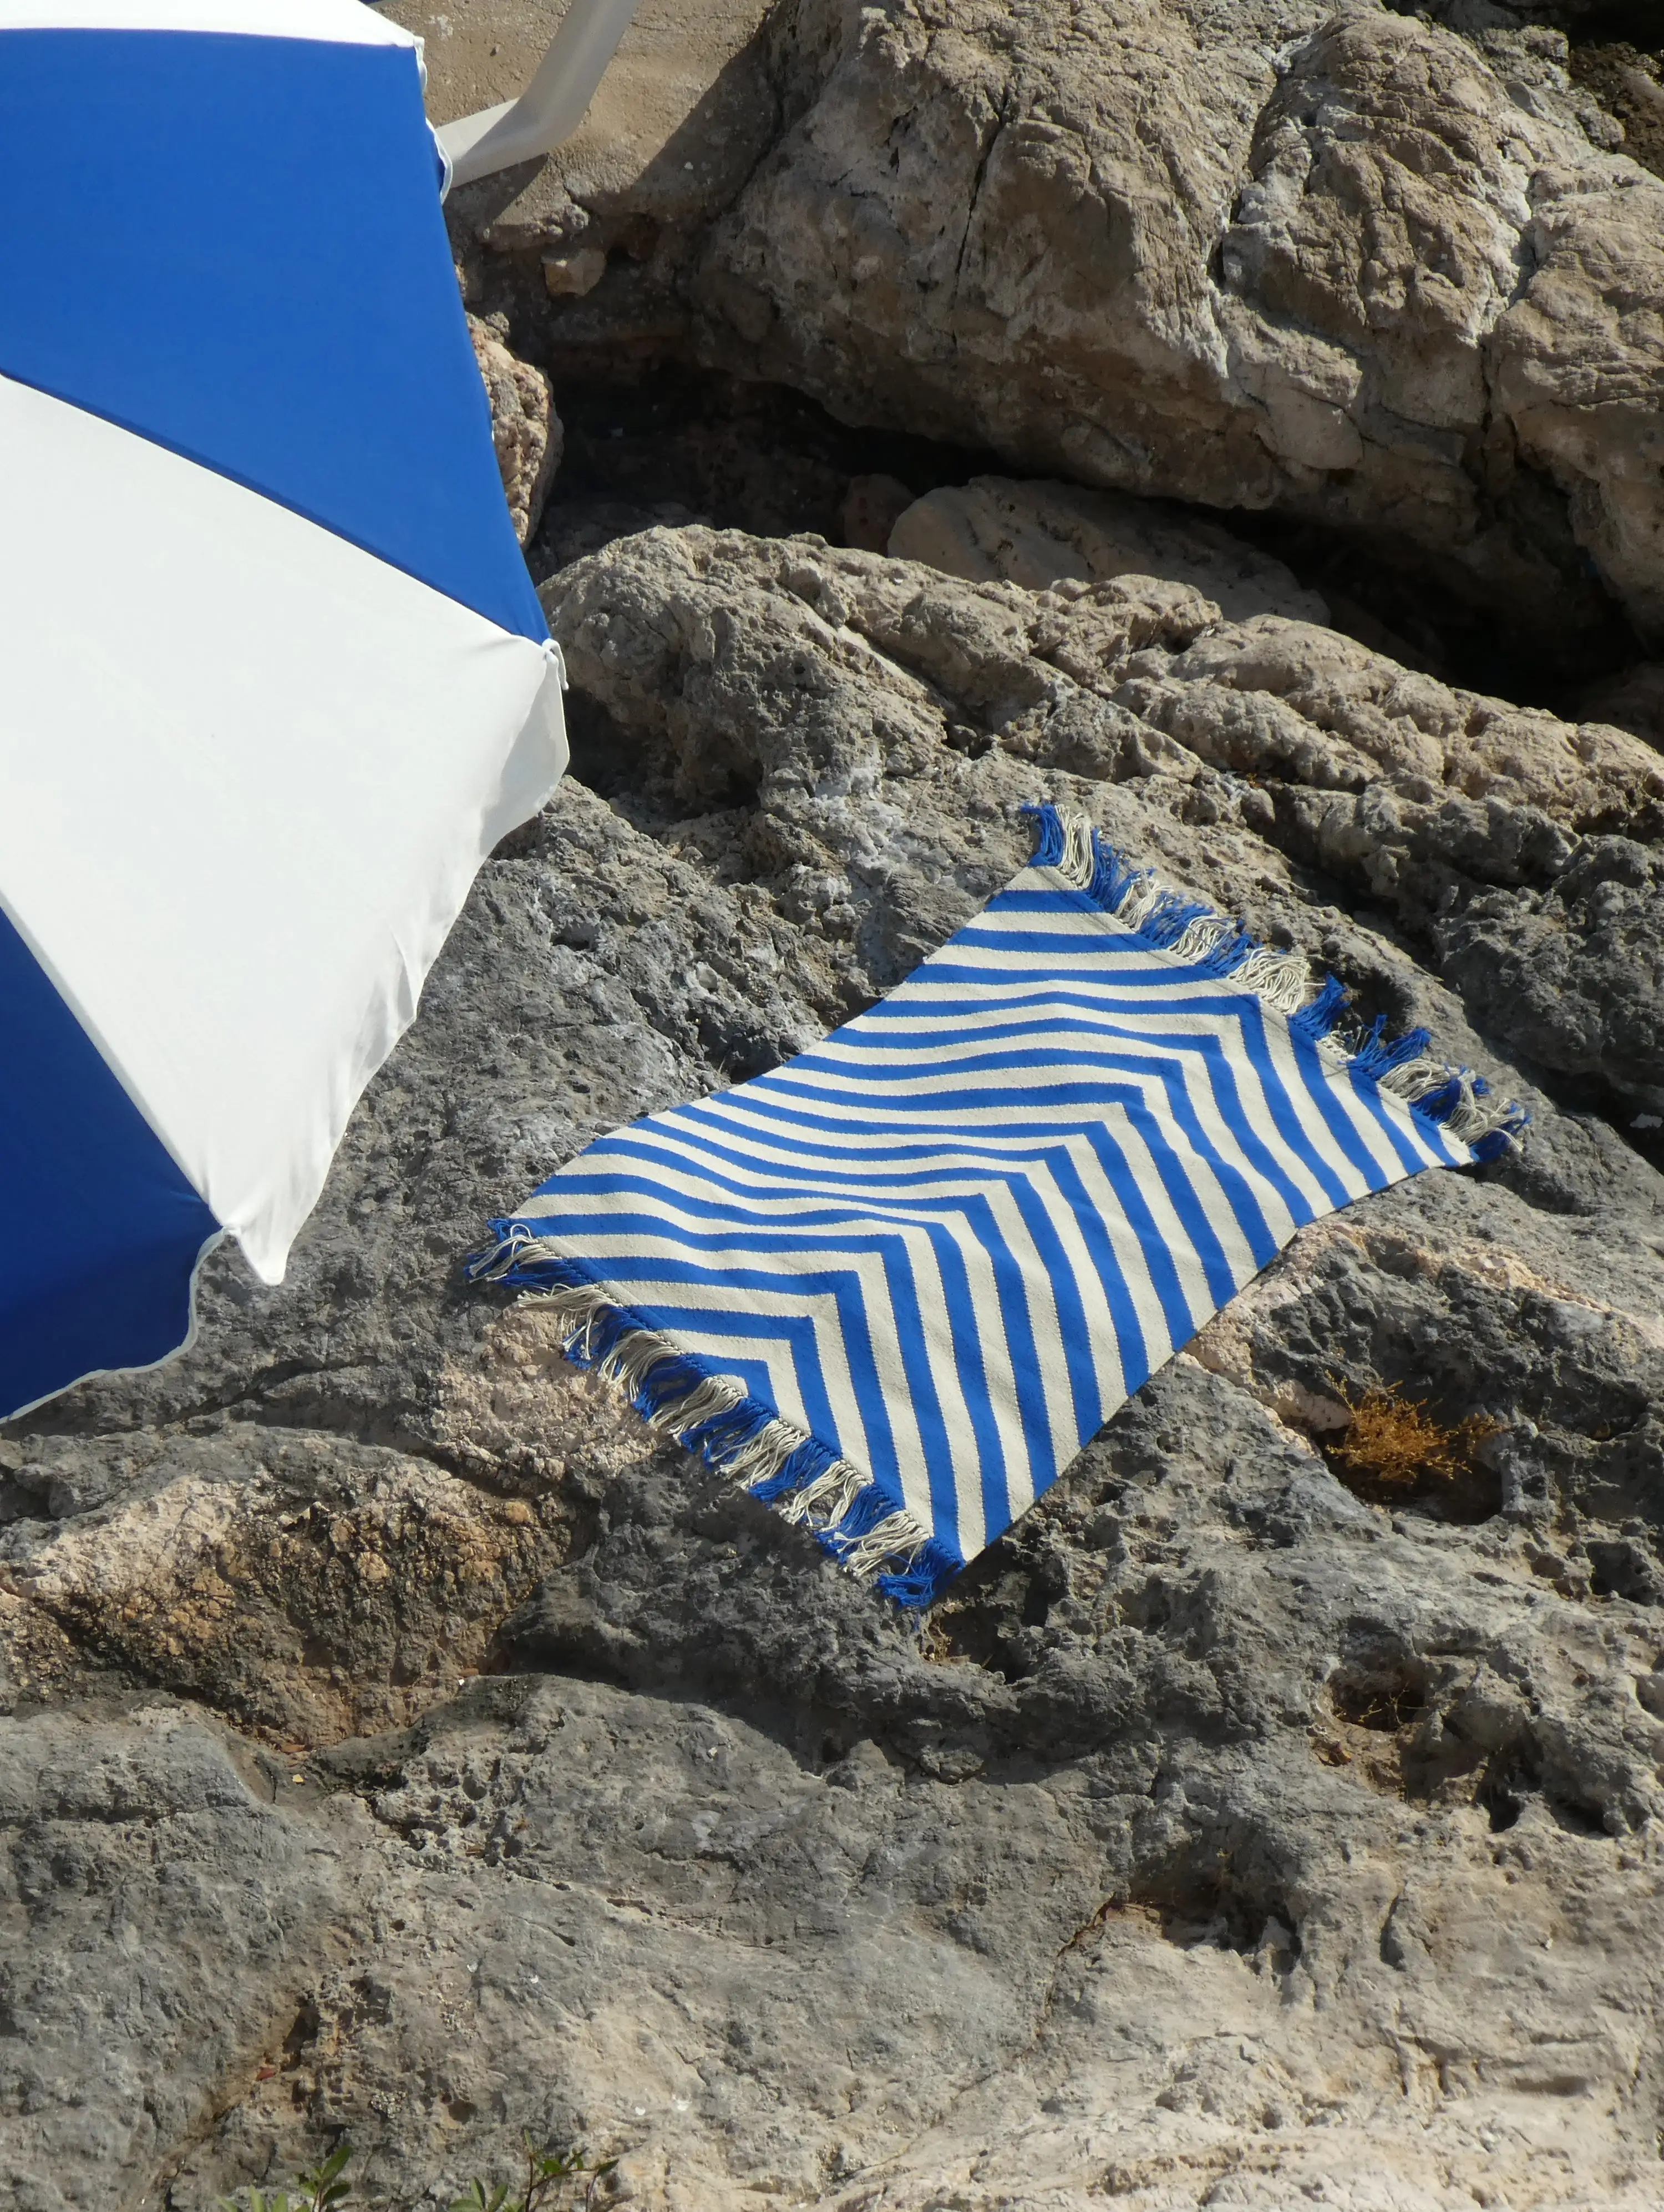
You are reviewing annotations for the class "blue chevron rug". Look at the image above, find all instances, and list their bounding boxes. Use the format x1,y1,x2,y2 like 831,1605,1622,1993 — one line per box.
471,803,1525,1605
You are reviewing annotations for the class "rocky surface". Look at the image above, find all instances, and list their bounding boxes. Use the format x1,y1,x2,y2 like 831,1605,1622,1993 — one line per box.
888,475,1331,626
1569,35,1664,180
5,514,1664,2209
470,311,564,543
552,525,1664,1115
403,0,1664,686
685,0,1664,670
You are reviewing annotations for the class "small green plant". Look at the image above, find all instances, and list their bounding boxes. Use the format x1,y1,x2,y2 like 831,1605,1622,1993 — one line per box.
219,2142,353,2212
451,2138,618,2212
217,2134,617,2212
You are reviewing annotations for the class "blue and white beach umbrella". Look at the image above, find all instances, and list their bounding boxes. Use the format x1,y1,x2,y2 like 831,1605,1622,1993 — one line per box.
0,0,567,1418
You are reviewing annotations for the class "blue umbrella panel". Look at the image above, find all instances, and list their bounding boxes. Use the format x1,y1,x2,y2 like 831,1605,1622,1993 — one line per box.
0,0,567,1416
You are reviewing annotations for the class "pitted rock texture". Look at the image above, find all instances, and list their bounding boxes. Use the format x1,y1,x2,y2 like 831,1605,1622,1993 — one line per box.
887,474,1331,626
3,525,1664,2209
548,525,1664,1113
693,0,1664,665
469,312,563,545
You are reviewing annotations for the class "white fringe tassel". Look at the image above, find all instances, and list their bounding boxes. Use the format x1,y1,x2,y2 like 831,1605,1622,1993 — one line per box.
508,1248,938,1582
1038,805,1525,1156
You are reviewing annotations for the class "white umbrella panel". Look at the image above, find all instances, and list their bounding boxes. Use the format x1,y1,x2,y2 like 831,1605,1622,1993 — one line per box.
0,0,568,1416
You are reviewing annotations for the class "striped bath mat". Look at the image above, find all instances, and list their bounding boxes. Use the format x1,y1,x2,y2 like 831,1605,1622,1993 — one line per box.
471,804,1524,1604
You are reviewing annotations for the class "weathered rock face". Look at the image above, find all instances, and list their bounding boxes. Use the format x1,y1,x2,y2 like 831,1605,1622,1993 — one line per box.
693,0,1664,665
5,522,1664,2209
550,526,1664,1113
1569,35,1664,181
888,474,1331,625
469,311,564,544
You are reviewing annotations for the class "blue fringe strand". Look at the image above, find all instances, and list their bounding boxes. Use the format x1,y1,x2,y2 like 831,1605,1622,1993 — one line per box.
1348,1014,1433,1083
1024,801,1068,868
1288,973,1350,1044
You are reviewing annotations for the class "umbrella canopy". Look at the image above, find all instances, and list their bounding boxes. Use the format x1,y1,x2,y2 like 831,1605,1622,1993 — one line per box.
0,0,568,1418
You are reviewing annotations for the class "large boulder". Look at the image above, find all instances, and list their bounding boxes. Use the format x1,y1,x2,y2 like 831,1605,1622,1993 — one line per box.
694,1,1664,665
7,523,1664,2208
549,524,1664,1111
887,473,1331,625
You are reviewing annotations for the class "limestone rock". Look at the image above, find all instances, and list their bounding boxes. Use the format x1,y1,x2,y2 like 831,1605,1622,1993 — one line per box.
6,524,1664,2207
1566,33,1664,180
696,1,1664,662
469,312,562,544
541,244,608,298
0,1429,574,1742
547,524,1664,1105
0,1705,354,2205
889,474,1329,624
1435,834,1664,1113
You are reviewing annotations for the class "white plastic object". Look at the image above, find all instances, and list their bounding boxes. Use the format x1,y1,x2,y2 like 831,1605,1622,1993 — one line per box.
435,0,643,189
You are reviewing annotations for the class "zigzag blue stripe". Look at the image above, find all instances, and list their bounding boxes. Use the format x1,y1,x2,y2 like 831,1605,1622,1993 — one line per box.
592,1120,1151,1420
716,1045,1355,1226
580,1133,1110,1448
860,992,1357,1212
773,1025,1307,1256
716,1077,1254,1309
480,805,1518,1607
521,1224,978,1540
610,1091,1234,1339
638,1308,844,1446
562,1247,911,1501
